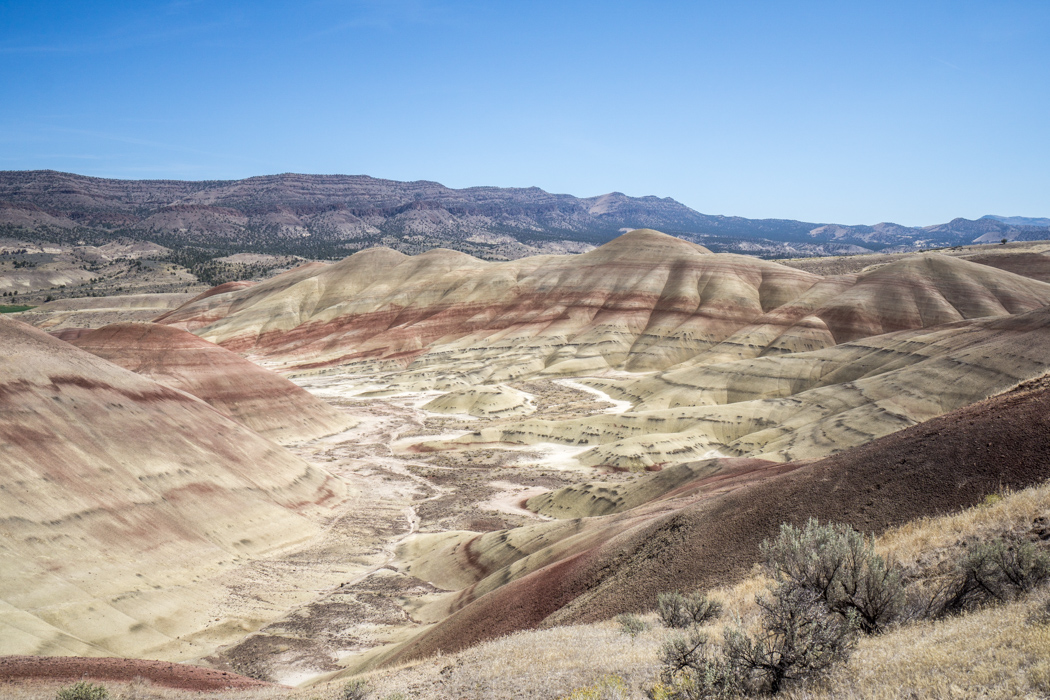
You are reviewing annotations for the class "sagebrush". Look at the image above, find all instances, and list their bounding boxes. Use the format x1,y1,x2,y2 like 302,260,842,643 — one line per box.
55,682,109,700
761,518,904,634
657,591,723,629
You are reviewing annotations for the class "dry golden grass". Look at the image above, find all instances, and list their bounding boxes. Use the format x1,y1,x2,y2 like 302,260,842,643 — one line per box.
336,621,663,700
879,481,1050,566
0,679,309,700
785,592,1050,700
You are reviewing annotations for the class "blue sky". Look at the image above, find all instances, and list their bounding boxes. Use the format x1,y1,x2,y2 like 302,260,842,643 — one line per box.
1,1,1047,225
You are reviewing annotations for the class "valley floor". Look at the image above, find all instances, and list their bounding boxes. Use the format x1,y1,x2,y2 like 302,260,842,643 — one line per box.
198,372,638,686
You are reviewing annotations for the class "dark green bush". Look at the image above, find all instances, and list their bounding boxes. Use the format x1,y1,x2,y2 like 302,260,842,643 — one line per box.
656,583,856,697
657,627,739,699
925,535,1050,617
657,591,723,629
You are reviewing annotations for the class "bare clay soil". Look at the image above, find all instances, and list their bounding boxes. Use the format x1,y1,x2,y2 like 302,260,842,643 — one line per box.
0,655,273,691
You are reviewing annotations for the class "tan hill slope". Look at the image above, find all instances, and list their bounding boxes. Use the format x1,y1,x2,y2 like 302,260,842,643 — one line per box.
155,231,1050,471
525,456,784,519
0,317,345,660
630,252,1050,368
421,384,535,418
69,322,353,444
159,229,820,378
809,253,1050,343
431,301,1050,467
158,235,1050,389
959,248,1050,282
378,375,1050,666
15,293,197,331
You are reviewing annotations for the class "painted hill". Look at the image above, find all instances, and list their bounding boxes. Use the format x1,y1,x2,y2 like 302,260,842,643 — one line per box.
159,229,819,377
0,316,345,659
13,293,198,332
457,303,1050,468
68,322,353,444
156,231,1050,470
161,236,1050,381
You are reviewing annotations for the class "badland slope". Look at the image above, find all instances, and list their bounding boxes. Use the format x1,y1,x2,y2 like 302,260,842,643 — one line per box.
159,229,820,376
162,233,1050,377
16,293,196,331
69,322,353,443
384,376,1050,663
0,655,271,691
0,316,345,659
461,303,1050,467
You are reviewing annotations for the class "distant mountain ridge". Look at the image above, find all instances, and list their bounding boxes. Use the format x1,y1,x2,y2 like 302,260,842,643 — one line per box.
983,214,1050,228
0,170,1047,260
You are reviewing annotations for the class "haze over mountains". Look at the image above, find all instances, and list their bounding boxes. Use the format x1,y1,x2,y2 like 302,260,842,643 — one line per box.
2,170,1048,261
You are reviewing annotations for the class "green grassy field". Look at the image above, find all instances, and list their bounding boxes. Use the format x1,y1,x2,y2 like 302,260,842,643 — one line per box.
0,304,34,313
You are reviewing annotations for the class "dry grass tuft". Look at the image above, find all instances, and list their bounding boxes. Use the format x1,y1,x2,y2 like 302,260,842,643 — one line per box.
327,621,663,700
784,593,1050,700
879,482,1050,566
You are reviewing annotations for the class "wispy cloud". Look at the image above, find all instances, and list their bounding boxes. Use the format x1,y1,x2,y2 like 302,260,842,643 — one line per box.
934,57,962,71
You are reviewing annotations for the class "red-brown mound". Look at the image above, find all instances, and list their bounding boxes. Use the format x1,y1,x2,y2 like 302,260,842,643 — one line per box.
70,322,351,444
388,377,1050,663
0,655,273,691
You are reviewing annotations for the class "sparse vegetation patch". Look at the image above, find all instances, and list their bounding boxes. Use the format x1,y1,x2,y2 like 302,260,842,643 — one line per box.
54,682,109,700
